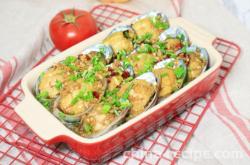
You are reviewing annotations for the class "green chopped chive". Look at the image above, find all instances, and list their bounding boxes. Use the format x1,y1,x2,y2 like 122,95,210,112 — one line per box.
82,70,96,84
122,83,133,100
91,52,105,72
71,88,94,105
165,51,177,58
165,61,174,68
138,44,156,53
117,50,127,60
83,123,93,133
174,66,185,79
63,56,77,65
119,98,132,110
102,104,112,113
138,56,157,75
177,33,185,41
70,97,79,105
151,16,169,30
58,111,66,120
36,91,51,109
55,80,63,90
99,47,105,54
134,32,153,43
160,72,168,78
102,87,132,112
69,74,80,81
113,109,120,116
156,41,166,54
125,76,133,82
39,72,45,79
62,56,79,71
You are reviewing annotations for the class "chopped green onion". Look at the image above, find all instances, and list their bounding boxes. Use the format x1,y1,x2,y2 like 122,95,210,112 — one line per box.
102,104,112,113
63,56,77,65
117,50,127,60
156,41,166,54
39,72,45,79
125,76,134,83
165,61,174,68
36,91,51,109
83,123,93,133
71,88,94,105
62,56,79,71
58,111,66,120
122,83,133,100
177,33,185,41
55,80,63,90
134,32,153,43
150,16,169,30
137,44,156,53
165,51,177,58
119,98,132,110
82,70,96,84
160,72,168,78
113,109,120,116
174,66,185,79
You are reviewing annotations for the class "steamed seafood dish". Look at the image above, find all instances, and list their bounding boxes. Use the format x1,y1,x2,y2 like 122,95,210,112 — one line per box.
35,11,209,138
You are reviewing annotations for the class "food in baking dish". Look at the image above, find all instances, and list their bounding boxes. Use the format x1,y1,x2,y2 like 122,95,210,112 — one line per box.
34,11,209,138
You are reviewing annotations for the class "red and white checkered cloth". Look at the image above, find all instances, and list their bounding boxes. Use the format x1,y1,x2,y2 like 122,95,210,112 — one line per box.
0,0,249,164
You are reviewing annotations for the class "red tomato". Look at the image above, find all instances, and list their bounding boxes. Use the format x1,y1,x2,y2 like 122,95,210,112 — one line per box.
49,9,98,51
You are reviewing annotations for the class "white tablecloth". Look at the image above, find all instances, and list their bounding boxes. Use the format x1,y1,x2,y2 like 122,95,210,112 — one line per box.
0,0,249,164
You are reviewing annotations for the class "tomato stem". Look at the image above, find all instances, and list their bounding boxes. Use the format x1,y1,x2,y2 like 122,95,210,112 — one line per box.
61,9,84,24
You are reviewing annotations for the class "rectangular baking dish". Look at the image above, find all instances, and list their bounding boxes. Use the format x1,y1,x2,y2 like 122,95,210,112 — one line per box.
15,16,222,162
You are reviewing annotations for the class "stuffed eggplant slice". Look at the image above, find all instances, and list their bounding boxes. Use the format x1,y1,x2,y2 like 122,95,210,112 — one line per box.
118,72,159,119
103,26,135,55
127,52,157,76
153,59,187,99
132,11,169,44
106,60,135,91
77,102,129,137
74,44,113,72
159,27,190,53
177,45,208,81
53,77,107,127
35,63,72,99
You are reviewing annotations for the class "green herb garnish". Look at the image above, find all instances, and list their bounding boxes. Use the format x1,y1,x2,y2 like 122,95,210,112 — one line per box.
62,56,79,71
156,41,166,54
82,70,96,84
165,61,174,68
138,56,157,75
119,98,132,110
165,50,177,58
36,91,52,109
83,123,93,133
58,111,66,120
69,74,81,81
55,80,63,90
137,44,156,53
134,32,153,43
91,53,105,72
113,109,120,116
39,72,45,79
71,88,94,105
160,72,168,78
151,16,169,30
174,66,185,79
177,33,185,41
117,50,127,60
102,104,112,113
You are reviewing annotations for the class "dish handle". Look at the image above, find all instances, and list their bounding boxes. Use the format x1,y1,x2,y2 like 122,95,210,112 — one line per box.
14,97,73,142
